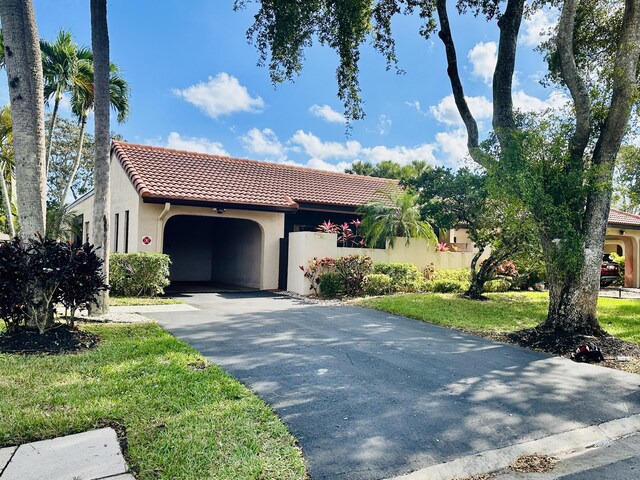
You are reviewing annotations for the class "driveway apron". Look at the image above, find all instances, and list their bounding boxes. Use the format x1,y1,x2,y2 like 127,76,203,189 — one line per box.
152,292,640,480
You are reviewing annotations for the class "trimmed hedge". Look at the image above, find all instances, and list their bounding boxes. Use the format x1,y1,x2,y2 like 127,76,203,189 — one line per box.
365,273,393,296
429,279,468,293
432,268,471,283
373,262,425,292
110,253,171,297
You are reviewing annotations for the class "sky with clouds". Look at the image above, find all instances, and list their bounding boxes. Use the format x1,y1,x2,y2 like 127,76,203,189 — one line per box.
22,0,560,172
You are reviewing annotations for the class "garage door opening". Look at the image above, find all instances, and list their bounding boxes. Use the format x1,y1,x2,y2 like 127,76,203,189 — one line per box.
163,215,263,289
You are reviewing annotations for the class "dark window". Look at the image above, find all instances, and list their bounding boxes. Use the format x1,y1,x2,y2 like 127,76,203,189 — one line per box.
114,213,120,252
124,211,130,253
85,222,90,243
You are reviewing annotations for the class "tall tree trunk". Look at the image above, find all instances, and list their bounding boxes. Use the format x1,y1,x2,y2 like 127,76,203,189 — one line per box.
0,161,15,236
55,114,86,233
45,87,61,175
0,0,46,239
91,0,110,313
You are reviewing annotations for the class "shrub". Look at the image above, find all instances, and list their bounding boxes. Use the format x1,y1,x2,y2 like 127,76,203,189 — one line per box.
299,257,335,296
484,278,511,292
110,253,171,297
334,255,373,296
319,272,343,298
610,253,625,286
429,280,468,293
0,238,106,333
373,262,426,292
365,273,393,296
432,268,471,283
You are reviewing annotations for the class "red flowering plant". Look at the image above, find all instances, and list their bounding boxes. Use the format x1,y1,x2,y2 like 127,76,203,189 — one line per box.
299,257,336,295
317,219,365,248
495,260,518,278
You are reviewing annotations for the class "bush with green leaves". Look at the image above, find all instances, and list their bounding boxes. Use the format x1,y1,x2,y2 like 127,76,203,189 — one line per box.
319,272,343,298
365,273,393,296
610,253,625,286
110,253,171,297
428,279,468,293
373,262,425,292
484,278,511,293
334,255,373,296
432,268,471,283
0,237,106,333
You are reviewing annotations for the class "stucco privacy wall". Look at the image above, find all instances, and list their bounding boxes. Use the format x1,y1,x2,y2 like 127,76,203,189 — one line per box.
288,231,483,295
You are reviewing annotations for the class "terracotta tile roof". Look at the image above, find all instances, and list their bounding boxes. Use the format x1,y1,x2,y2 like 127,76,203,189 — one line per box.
112,141,398,211
609,209,640,228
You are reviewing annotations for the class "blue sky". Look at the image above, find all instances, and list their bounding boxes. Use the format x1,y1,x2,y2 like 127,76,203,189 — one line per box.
23,0,560,172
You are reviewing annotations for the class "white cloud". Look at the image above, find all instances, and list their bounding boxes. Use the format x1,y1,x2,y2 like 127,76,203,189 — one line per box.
378,114,392,135
290,130,362,160
521,9,558,47
164,131,229,156
239,128,285,158
430,94,493,126
306,158,354,172
173,72,265,118
468,41,497,84
290,130,436,166
513,89,568,112
309,104,346,124
405,100,423,113
435,129,470,166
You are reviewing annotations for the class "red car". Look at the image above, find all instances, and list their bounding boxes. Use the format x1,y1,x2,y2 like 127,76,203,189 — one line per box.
601,253,620,287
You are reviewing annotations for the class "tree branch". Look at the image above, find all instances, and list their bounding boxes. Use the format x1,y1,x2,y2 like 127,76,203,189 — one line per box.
592,0,640,167
556,0,591,168
492,0,525,145
435,0,484,167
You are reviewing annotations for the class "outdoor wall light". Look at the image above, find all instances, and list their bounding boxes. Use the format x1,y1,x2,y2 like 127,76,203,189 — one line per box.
216,208,226,214
620,229,626,235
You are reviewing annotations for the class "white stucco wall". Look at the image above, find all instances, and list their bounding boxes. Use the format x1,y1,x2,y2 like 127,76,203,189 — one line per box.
146,206,284,290
288,231,485,295
69,151,140,250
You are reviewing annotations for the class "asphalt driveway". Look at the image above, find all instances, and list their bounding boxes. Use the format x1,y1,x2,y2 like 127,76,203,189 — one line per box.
152,292,640,480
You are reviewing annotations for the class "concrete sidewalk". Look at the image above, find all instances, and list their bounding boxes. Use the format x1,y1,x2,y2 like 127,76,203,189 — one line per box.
0,428,133,480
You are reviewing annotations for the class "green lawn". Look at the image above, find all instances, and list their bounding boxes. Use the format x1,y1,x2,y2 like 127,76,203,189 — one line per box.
109,296,183,306
0,323,306,480
359,292,640,345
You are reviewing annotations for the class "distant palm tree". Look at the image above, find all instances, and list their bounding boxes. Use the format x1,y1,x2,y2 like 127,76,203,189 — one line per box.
359,189,436,248
41,30,92,172
0,105,15,237
53,61,129,233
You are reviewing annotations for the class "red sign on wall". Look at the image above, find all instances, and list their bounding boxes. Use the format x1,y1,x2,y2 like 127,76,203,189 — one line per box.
142,236,152,245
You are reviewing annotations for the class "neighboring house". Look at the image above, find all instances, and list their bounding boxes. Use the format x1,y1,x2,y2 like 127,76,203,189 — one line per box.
605,209,640,288
70,141,398,291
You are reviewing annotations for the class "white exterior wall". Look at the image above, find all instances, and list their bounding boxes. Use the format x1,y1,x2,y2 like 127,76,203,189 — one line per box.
288,231,484,295
146,206,284,289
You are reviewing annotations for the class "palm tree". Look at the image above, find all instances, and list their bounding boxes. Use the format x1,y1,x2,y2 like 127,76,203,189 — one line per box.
0,0,47,239
52,61,129,233
91,0,111,313
0,105,15,237
359,189,436,248
40,30,92,173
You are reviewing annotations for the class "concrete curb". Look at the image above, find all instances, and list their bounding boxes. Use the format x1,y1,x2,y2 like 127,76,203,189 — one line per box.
389,414,640,480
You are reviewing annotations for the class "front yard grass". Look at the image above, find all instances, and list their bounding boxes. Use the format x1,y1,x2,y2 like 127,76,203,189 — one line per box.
359,291,640,346
0,322,306,480
109,296,183,306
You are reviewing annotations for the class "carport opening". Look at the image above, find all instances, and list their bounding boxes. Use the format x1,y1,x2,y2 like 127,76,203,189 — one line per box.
163,215,263,289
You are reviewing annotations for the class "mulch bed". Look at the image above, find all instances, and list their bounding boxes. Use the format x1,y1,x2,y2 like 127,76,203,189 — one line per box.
0,323,99,354
489,327,640,374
